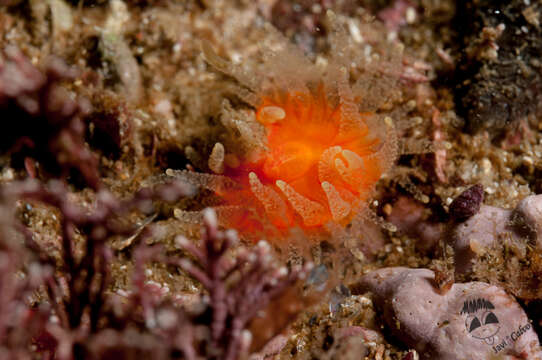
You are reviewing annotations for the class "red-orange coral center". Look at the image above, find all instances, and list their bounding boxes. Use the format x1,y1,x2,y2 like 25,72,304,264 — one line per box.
223,85,384,234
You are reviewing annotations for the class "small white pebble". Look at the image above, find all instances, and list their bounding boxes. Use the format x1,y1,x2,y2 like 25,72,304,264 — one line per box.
523,156,534,165
257,240,270,251
116,289,130,297
3,168,14,181
240,330,252,348
411,116,423,125
364,44,372,58
406,7,417,24
179,259,192,269
156,309,177,330
347,19,363,43
154,99,172,116
230,52,242,64
481,158,492,175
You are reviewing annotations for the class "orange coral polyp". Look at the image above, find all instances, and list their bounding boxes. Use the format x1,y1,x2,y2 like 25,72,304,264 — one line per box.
224,85,384,232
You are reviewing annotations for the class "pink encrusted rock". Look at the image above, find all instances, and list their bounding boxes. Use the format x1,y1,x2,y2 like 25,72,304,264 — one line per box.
513,195,542,241
452,204,511,274
355,267,542,360
387,196,444,253
451,194,542,275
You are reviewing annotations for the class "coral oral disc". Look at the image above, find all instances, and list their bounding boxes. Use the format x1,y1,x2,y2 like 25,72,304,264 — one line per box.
263,141,316,181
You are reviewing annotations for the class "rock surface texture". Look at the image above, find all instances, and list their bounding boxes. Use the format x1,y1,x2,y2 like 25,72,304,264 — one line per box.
451,194,542,276
355,267,542,359
455,0,542,134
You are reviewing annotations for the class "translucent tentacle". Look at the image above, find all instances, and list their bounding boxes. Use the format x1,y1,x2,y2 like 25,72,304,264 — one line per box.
322,181,351,221
329,67,369,143
208,142,225,174
173,208,203,225
361,116,398,175
355,204,397,233
173,206,251,227
165,169,242,194
201,40,258,92
249,172,290,226
258,106,286,124
276,180,327,227
399,138,434,155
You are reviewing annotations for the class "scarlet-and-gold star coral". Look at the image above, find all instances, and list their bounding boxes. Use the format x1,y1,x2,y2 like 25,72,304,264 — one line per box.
170,13,420,241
